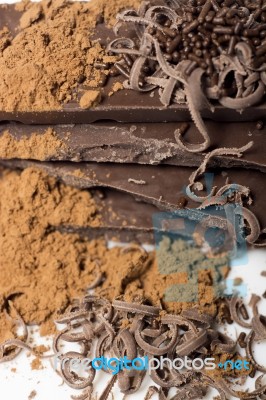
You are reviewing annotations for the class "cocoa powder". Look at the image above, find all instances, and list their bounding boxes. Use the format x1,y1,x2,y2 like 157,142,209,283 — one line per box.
0,128,66,160
0,166,102,339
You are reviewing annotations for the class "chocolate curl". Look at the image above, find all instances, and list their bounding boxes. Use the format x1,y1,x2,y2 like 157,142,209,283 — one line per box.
186,141,253,203
175,68,215,153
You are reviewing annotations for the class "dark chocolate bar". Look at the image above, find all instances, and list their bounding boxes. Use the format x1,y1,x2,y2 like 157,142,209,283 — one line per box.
0,120,265,171
64,188,156,244
0,4,266,124
2,159,266,245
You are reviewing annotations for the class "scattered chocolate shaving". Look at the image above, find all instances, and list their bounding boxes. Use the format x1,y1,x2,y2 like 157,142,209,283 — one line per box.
186,142,253,203
112,300,160,317
59,351,96,389
229,296,252,329
38,293,266,399
246,330,266,374
135,319,179,356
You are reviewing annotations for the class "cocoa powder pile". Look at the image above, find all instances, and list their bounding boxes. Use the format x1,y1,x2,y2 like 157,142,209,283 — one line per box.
0,0,141,112
0,128,66,160
0,166,102,339
0,166,229,344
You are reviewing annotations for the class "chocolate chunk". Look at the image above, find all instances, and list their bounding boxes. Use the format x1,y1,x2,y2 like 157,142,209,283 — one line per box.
0,121,265,171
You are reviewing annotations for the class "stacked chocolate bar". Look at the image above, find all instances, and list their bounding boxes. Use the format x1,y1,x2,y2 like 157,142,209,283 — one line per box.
1,0,266,246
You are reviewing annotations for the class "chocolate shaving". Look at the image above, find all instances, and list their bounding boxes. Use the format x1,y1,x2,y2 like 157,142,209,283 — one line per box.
246,330,266,374
235,206,261,244
149,363,188,388
186,142,253,203
249,295,266,340
113,329,137,359
229,296,252,329
7,294,262,400
135,319,179,356
175,68,213,153
112,300,160,317
217,376,266,399
220,80,265,110
181,309,214,328
211,331,236,353
201,374,227,400
118,370,145,395
59,351,96,390
175,329,207,357
0,303,29,362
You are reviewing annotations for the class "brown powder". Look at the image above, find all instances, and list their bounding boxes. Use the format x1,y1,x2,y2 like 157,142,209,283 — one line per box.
33,344,50,355
28,390,37,400
0,26,12,52
79,90,101,109
20,2,43,29
30,358,43,371
0,0,138,112
0,128,66,160
0,315,17,344
108,82,124,97
0,167,102,339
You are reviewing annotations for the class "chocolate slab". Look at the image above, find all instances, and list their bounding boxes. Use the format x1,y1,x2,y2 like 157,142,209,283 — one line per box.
1,120,265,171
1,4,266,124
2,159,266,234
64,188,156,244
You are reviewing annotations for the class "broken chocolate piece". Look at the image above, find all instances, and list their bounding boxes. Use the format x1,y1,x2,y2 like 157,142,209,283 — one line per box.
2,159,266,246
0,121,265,171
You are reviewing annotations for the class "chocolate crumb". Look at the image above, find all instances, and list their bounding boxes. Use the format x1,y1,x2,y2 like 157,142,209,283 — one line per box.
28,390,37,400
30,358,43,371
233,277,243,286
256,120,264,130
128,178,147,185
108,81,124,96
79,90,101,109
